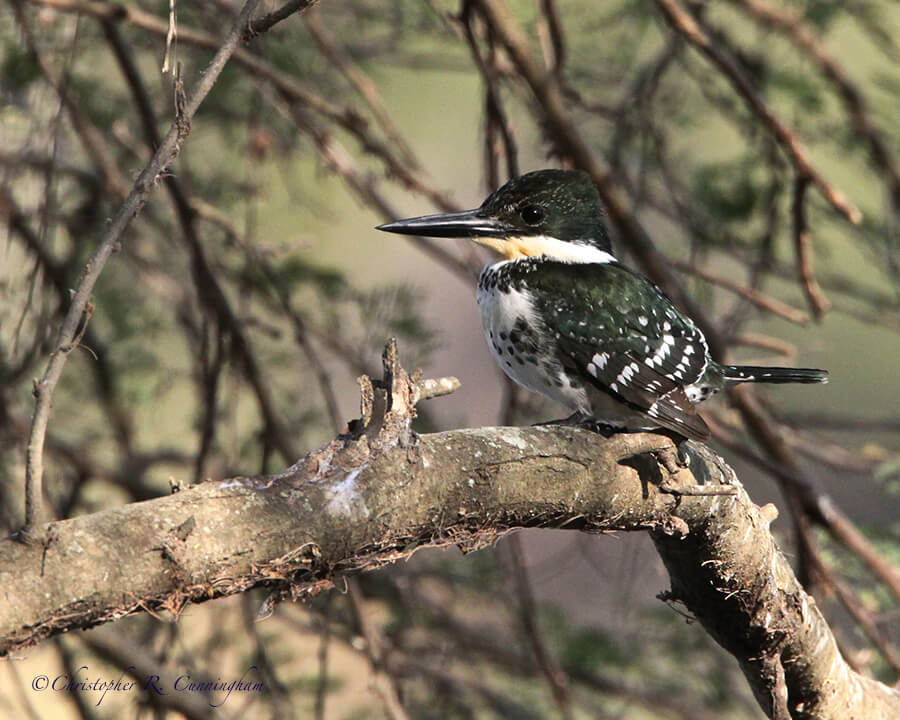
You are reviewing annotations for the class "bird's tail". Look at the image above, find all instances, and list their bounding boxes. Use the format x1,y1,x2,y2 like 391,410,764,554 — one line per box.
722,365,828,384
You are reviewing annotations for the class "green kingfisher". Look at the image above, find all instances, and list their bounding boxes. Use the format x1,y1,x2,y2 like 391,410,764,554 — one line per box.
377,169,827,441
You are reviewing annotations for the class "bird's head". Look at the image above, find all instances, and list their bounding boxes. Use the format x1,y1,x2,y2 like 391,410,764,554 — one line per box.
377,169,614,263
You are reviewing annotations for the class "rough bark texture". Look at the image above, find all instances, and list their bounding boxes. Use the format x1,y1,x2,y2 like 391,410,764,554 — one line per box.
2,345,898,720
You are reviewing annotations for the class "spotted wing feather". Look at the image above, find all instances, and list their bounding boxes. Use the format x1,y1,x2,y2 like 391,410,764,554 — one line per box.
523,261,711,440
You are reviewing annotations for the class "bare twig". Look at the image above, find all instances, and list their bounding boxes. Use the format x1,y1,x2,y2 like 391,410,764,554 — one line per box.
672,259,810,325
11,2,126,198
399,578,723,720
507,534,575,719
798,524,900,679
733,386,900,605
653,0,862,225
736,0,900,217
305,8,418,168
792,175,831,319
27,0,457,212
781,412,900,433
83,629,232,720
55,639,103,720
348,578,410,720
16,0,262,538
471,0,724,358
161,0,176,72
246,0,316,38
102,18,301,463
461,6,520,187
2,182,135,454
5,661,42,720
190,199,346,432
277,99,479,281
464,10,894,613
240,593,295,718
537,0,566,76
313,598,332,720
731,332,796,359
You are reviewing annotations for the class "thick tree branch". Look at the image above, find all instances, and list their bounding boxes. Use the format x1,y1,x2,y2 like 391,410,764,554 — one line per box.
2,346,898,719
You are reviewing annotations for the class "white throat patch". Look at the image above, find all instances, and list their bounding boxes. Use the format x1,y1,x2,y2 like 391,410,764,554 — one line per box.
473,234,615,264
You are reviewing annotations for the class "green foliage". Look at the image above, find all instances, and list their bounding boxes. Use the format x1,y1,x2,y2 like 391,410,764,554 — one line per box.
560,624,622,670
874,456,900,491
768,67,827,113
692,156,762,223
804,1,846,30
1,42,40,93
68,74,122,130
239,253,347,301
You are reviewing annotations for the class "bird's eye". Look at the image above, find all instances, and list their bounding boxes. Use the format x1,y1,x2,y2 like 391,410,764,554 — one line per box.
520,205,545,226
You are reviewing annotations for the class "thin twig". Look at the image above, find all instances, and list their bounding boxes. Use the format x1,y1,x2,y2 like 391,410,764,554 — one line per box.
731,332,796,359
507,534,575,719
736,0,900,217
733,385,900,605
347,578,410,720
161,0,176,72
461,6,520,186
3,191,136,452
538,0,566,76
472,0,725,359
672,259,810,325
791,499,900,679
5,660,43,720
102,15,302,464
278,98,479,281
652,0,861,225
189,199,346,432
246,0,316,38
11,1,126,198
28,0,460,218
55,639,103,720
305,8,419,168
16,0,263,538
313,597,332,720
792,175,831,319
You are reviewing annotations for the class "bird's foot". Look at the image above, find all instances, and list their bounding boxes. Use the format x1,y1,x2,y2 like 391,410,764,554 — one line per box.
655,442,736,496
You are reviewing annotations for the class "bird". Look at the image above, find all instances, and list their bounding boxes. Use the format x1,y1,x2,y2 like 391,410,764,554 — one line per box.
377,169,827,441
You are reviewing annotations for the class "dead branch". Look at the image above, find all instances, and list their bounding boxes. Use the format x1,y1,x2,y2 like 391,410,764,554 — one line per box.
736,0,900,215
15,0,265,538
671,259,810,325
653,0,862,224
792,175,831,319
2,344,899,719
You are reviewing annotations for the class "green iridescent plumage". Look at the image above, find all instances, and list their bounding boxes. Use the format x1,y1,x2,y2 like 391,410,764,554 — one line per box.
378,169,828,440
490,258,712,439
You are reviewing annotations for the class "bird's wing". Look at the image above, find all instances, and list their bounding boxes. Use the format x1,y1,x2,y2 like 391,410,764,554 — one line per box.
525,261,711,440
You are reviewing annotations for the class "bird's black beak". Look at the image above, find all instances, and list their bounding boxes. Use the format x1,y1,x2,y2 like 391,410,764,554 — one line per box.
377,209,510,238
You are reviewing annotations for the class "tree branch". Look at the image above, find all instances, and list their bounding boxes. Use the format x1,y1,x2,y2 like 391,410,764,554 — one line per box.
652,0,862,225
15,0,262,537
2,345,898,719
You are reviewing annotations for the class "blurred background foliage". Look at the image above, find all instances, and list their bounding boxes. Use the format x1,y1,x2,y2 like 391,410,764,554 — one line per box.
2,0,900,717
